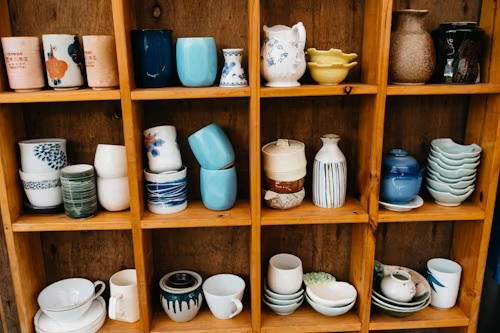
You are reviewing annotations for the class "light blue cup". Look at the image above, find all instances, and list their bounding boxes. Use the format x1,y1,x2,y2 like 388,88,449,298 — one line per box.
200,166,237,211
176,37,217,87
188,123,235,170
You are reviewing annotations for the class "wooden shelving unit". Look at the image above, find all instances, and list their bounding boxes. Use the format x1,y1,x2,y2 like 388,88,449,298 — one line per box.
0,0,499,333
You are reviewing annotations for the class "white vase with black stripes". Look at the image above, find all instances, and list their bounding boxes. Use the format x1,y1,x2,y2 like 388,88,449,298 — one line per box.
312,134,347,208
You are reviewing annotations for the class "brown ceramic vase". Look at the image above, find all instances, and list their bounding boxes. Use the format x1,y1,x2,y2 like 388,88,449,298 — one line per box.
389,10,435,85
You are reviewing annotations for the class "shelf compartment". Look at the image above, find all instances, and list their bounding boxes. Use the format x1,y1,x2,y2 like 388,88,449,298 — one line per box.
387,83,500,96
141,200,251,229
151,307,251,333
261,198,368,226
99,317,142,332
131,87,251,100
261,306,360,333
378,201,485,223
369,305,469,330
11,211,131,232
0,88,120,103
260,83,377,98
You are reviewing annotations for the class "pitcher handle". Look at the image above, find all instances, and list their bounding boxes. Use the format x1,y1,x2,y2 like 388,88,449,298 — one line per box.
293,22,306,52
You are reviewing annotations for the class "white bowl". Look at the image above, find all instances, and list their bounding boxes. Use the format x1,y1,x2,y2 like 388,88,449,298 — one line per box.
264,293,303,305
430,148,480,166
306,281,357,307
426,177,475,196
94,144,128,178
267,253,303,295
262,297,303,315
428,155,479,170
426,172,476,189
97,176,130,211
19,138,67,173
19,169,62,207
264,287,304,300
431,139,481,159
426,168,475,184
427,159,476,179
427,186,474,206
305,293,355,316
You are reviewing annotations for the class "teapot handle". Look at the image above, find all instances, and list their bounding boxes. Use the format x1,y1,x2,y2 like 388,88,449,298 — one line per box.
292,22,306,52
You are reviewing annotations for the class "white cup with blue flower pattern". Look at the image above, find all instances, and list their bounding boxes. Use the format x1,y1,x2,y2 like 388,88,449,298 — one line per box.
143,126,182,174
427,258,462,310
19,138,67,173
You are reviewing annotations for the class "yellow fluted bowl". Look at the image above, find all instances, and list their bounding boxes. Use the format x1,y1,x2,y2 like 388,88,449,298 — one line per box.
306,48,358,64
308,62,358,85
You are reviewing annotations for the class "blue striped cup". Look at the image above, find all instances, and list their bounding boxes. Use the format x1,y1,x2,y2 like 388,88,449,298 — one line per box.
144,166,187,214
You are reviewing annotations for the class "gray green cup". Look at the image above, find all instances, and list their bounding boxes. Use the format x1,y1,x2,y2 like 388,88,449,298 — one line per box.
60,164,98,219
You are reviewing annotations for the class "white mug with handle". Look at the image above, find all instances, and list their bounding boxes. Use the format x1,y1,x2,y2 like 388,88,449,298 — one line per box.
203,274,245,320
109,269,140,323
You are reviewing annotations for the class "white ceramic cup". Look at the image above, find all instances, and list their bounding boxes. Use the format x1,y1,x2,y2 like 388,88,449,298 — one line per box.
97,176,130,211
427,258,462,309
267,253,303,295
109,269,140,323
19,169,62,207
94,144,128,178
19,138,67,173
144,167,187,214
143,126,182,173
203,274,245,320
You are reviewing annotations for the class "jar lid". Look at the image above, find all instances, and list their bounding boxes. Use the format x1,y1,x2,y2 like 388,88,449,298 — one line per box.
262,139,305,155
382,149,420,174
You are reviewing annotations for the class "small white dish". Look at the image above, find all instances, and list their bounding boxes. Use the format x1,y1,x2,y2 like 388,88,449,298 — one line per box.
427,159,476,179
264,294,303,306
427,186,474,206
264,287,304,300
305,293,355,316
431,138,482,159
379,195,423,212
428,154,480,171
426,172,475,189
430,148,480,166
262,297,303,316
426,177,475,196
306,281,357,307
371,294,427,311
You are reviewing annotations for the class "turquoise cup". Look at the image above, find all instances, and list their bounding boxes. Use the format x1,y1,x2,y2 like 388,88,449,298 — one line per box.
200,166,237,211
188,123,235,170
176,37,217,87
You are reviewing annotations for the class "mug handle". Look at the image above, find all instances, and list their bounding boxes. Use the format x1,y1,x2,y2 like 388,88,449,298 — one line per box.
228,298,243,319
109,294,123,320
92,280,106,300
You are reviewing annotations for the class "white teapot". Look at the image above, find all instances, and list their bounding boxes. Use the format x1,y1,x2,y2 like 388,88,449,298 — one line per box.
261,22,307,87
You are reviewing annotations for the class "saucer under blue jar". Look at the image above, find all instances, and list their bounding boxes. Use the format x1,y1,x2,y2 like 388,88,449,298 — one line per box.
380,149,424,204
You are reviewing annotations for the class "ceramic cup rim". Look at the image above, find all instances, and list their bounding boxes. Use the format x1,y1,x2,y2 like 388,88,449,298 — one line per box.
177,37,215,41
269,253,302,271
96,143,126,150
200,165,236,174
131,29,172,33
97,176,128,181
159,270,202,294
1,36,40,41
61,164,94,175
427,258,462,274
19,138,66,146
203,274,245,298
223,48,244,52
143,125,177,138
110,269,137,287
144,165,187,178
42,34,78,38
19,168,60,179
82,35,115,39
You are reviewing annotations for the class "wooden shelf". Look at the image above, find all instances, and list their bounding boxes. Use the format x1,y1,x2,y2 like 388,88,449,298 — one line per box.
369,305,469,330
11,211,131,232
260,83,377,98
378,201,485,223
151,307,251,333
261,198,368,226
387,83,500,96
0,88,120,103
131,86,251,100
261,306,361,332
99,318,142,332
141,200,251,228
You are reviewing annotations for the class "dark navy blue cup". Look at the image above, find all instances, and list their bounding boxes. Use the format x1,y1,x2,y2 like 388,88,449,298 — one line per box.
131,30,174,88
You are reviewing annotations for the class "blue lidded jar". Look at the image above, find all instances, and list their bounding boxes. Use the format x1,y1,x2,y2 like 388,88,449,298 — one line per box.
380,149,424,204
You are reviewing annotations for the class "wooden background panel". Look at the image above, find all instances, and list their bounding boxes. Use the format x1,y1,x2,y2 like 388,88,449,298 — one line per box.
0,216,18,333
375,222,454,274
261,96,360,197
22,101,124,165
262,224,352,282
141,99,250,200
260,0,365,82
41,230,135,301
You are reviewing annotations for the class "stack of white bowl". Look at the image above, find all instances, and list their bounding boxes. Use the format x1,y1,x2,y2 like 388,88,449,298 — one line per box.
34,278,107,333
304,272,357,317
94,144,130,212
263,254,304,315
426,138,481,206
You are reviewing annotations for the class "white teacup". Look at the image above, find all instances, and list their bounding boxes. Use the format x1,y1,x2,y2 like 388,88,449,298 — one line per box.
94,144,128,178
427,258,462,310
97,177,130,212
19,169,62,207
19,138,67,173
109,269,140,323
143,126,182,173
203,274,245,320
267,253,303,295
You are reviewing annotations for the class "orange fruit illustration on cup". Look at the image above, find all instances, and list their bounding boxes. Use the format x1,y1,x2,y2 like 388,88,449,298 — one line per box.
45,45,68,85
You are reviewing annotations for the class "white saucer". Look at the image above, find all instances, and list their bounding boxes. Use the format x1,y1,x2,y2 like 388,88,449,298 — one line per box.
35,296,106,333
379,195,424,212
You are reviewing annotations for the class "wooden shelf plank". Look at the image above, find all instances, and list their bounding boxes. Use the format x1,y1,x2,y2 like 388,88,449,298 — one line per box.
12,211,131,232
261,83,377,98
0,88,120,103
131,86,251,100
261,306,361,333
387,83,500,96
378,201,485,223
261,198,368,226
151,307,251,333
369,305,469,330
141,200,251,228
99,318,142,332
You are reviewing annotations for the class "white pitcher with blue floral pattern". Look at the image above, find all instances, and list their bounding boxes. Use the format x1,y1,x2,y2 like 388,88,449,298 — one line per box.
261,22,307,87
